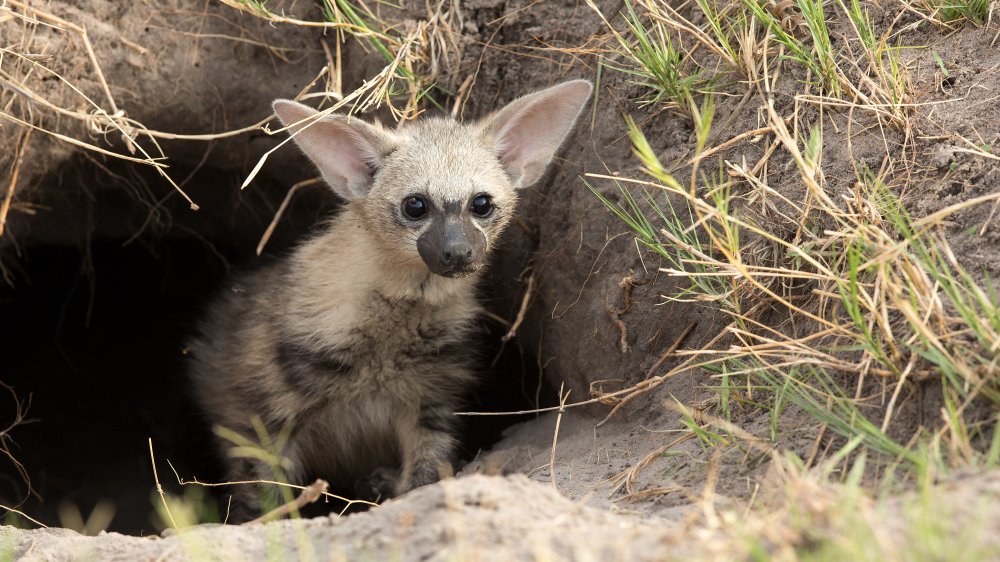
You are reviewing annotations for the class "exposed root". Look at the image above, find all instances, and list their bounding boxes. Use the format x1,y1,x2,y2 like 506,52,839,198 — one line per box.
605,273,650,353
0,382,34,510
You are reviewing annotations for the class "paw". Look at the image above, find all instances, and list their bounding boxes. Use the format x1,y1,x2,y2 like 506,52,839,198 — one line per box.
354,467,397,502
407,460,453,490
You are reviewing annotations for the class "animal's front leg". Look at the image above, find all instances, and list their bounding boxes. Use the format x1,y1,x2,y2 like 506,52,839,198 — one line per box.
394,403,457,494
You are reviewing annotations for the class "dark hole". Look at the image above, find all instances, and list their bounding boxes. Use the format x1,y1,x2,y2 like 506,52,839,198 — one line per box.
0,240,226,534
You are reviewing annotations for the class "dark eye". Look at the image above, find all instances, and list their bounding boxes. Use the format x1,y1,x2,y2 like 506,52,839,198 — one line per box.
402,196,428,220
471,194,494,218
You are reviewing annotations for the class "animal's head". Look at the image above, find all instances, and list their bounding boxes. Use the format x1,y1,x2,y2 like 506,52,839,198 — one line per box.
272,80,592,278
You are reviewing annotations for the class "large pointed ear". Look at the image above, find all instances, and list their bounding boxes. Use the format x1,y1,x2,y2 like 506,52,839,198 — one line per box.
477,80,593,189
272,100,398,200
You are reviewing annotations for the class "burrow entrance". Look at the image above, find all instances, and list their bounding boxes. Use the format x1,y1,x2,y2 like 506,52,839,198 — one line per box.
0,155,555,535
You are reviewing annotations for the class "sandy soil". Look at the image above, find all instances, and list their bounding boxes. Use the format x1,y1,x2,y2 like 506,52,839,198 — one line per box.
7,470,1000,561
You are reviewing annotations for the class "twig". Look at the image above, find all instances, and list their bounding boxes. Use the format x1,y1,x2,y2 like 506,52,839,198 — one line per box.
914,191,1000,230
609,432,696,497
453,386,642,417
0,504,47,528
245,478,329,525
647,322,697,377
549,383,569,490
0,127,31,237
149,438,180,531
595,320,738,428
502,271,535,342
454,341,703,418
450,74,475,119
690,126,773,164
256,177,323,256
482,310,511,327
978,196,1000,236
165,459,378,510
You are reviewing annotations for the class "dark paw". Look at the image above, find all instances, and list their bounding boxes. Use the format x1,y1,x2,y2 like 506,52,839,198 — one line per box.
408,460,453,490
354,467,397,502
409,467,448,490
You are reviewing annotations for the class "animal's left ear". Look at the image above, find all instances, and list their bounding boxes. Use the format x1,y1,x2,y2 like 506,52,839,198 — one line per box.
477,80,593,189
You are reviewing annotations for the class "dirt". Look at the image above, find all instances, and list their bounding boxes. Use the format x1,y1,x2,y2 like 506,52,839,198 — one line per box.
904,29,1000,278
3,0,1000,558
1,475,686,562
7,470,1000,561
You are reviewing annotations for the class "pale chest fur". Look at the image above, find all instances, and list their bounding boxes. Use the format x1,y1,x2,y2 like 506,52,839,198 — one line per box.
346,293,477,377
260,224,481,417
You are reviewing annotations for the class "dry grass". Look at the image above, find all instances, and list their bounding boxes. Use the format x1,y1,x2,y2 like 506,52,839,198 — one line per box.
145,424,380,535
221,0,469,194
0,1,201,211
0,0,466,271
587,0,1000,480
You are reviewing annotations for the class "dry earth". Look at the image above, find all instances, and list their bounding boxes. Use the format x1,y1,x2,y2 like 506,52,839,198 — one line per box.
6,471,1000,561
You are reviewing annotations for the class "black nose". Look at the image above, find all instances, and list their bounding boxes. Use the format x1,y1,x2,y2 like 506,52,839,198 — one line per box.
442,243,473,266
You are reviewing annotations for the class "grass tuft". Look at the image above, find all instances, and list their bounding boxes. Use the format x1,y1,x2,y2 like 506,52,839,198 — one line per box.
590,107,1000,476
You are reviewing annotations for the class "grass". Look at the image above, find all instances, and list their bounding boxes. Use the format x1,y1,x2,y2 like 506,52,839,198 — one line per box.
148,421,378,533
595,0,917,131
319,0,454,118
757,447,1000,561
590,0,713,114
921,0,992,24
588,0,1000,478
673,397,732,449
740,0,840,95
834,0,912,128
0,1,201,216
594,111,1000,471
224,0,459,121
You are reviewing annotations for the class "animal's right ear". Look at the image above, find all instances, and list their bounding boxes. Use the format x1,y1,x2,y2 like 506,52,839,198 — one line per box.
272,100,398,200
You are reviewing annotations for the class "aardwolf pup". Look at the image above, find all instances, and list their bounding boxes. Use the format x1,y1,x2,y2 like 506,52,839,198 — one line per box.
190,80,592,513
